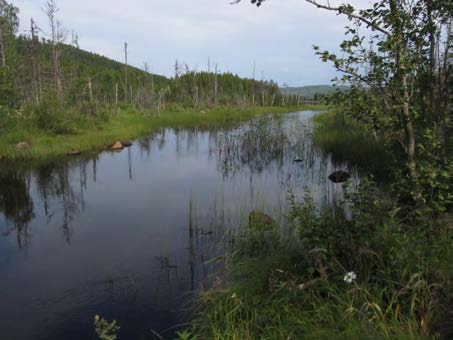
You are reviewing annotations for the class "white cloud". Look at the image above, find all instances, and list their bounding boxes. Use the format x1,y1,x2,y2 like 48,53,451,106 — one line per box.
12,0,360,85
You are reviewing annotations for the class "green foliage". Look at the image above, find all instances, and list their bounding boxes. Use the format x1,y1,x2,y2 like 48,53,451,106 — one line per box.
169,71,282,107
312,111,395,180
0,1,19,107
409,129,453,216
94,315,120,340
176,330,195,340
189,187,452,339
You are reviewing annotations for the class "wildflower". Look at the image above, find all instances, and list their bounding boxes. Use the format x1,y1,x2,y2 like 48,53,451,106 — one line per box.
344,271,357,283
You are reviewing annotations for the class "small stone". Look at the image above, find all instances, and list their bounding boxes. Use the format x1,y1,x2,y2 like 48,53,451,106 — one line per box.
248,211,279,232
16,142,30,151
121,140,133,147
111,141,124,150
294,158,303,163
67,151,81,156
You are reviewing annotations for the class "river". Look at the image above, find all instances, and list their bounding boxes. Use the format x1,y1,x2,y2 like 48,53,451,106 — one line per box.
0,110,356,339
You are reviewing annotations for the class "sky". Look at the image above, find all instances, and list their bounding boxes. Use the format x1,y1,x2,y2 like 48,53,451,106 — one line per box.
11,0,359,86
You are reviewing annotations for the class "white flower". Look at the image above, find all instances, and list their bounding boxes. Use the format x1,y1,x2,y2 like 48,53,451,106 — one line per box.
344,271,357,283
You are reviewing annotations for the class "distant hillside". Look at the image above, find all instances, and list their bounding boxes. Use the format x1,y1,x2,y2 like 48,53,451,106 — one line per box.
280,85,349,99
13,35,169,106
1,0,284,112
7,35,281,109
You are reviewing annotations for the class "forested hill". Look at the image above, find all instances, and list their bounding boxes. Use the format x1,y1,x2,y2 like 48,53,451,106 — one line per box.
5,35,281,110
280,85,349,99
1,0,281,112
11,35,169,107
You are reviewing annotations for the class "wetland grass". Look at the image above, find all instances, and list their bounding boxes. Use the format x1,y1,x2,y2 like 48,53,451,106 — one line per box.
0,105,326,160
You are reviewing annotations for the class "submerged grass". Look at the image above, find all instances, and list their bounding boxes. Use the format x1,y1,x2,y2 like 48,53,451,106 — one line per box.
0,104,326,160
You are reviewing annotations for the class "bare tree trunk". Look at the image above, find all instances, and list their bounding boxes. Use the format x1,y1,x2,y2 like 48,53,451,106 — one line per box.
402,75,416,171
214,64,218,105
46,1,64,103
115,82,118,107
124,42,128,102
88,77,93,102
0,26,6,68
252,61,256,105
30,19,40,105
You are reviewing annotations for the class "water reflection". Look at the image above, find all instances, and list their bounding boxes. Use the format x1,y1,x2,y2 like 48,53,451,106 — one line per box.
0,110,357,340
0,168,34,248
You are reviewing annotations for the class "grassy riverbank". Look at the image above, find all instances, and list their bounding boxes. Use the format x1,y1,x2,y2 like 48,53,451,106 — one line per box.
186,205,451,339
0,105,325,160
181,111,452,340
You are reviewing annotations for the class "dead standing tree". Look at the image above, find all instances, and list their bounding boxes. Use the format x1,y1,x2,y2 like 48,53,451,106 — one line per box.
30,18,42,105
124,42,128,102
44,0,66,104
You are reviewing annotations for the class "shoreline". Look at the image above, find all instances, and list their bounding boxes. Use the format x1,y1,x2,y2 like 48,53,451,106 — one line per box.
0,105,327,161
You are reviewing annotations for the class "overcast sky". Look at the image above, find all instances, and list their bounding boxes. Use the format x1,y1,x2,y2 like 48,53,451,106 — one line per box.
11,0,359,86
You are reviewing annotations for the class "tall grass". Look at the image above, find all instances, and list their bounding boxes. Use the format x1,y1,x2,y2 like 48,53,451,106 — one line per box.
312,111,394,180
184,188,452,339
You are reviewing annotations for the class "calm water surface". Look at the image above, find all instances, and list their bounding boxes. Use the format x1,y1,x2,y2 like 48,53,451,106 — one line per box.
0,110,357,340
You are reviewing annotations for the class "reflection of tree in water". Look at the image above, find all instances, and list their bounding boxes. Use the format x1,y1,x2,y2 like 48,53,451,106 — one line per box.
0,168,34,248
35,159,90,244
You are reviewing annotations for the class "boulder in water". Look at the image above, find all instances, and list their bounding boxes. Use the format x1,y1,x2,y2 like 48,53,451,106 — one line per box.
121,140,133,147
111,141,124,150
328,170,350,183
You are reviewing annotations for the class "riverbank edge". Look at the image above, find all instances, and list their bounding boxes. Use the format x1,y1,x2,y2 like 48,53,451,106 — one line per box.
0,105,326,161
311,110,394,180
179,110,451,339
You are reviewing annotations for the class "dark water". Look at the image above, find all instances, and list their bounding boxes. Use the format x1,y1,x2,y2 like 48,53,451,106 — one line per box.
0,110,357,340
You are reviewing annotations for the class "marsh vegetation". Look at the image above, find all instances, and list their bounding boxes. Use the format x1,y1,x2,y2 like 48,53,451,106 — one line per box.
0,0,451,339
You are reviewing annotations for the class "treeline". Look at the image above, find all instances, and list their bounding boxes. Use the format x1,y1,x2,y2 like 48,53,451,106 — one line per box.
0,0,282,119
169,69,281,107
280,85,351,103
10,36,169,109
